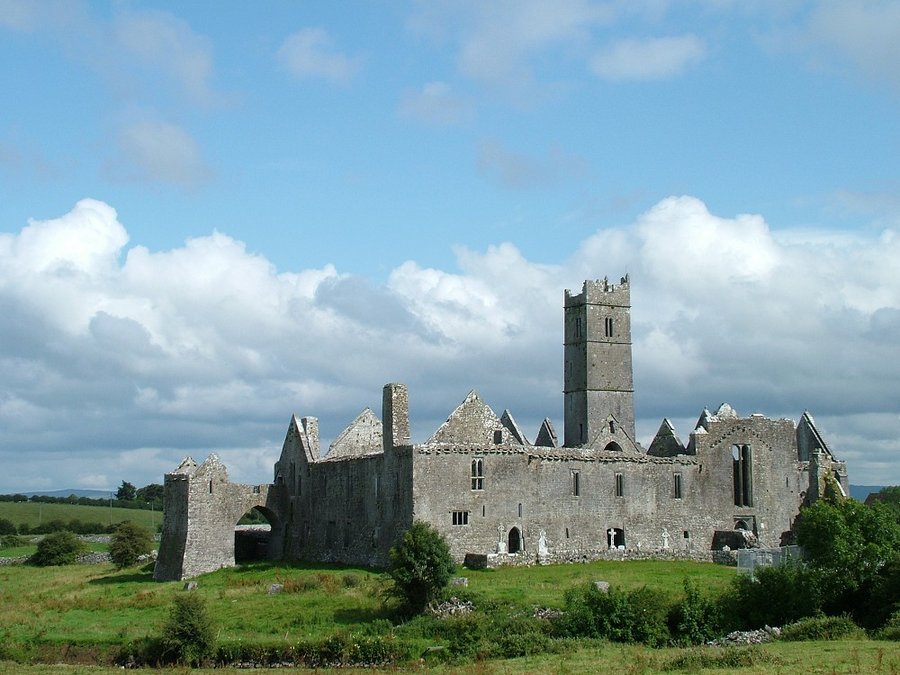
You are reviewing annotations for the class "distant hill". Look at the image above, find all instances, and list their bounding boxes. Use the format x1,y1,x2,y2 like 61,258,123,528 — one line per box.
850,485,884,502
21,488,114,499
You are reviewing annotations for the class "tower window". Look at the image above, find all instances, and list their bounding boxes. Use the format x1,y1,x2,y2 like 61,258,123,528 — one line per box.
605,317,614,337
471,459,484,490
732,445,753,507
572,471,580,497
615,473,624,497
518,502,523,517
673,473,683,499
452,510,469,526
575,316,583,338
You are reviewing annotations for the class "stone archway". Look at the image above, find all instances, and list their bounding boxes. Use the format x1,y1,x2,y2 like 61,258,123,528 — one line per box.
508,527,522,554
234,505,282,563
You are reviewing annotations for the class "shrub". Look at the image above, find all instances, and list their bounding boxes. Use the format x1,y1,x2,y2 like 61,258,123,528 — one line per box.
668,578,725,645
388,521,455,614
780,614,863,641
0,534,26,548
0,517,15,535
875,611,900,641
722,562,823,629
858,554,900,630
556,583,671,646
28,530,87,566
160,592,216,666
109,522,154,569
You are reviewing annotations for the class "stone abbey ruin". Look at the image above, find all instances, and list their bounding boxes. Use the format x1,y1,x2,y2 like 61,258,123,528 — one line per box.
154,276,848,580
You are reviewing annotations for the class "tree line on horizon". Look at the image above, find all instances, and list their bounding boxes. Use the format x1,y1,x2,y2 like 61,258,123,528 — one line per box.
0,481,163,511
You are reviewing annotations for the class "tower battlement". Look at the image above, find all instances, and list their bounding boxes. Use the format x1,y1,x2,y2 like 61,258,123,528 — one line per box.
565,275,630,307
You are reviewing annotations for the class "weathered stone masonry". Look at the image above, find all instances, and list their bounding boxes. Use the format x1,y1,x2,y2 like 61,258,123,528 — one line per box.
154,276,848,580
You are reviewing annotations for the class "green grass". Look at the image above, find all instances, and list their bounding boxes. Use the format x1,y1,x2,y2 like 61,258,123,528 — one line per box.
0,501,159,530
462,559,734,607
0,540,111,559
0,639,896,673
0,558,895,673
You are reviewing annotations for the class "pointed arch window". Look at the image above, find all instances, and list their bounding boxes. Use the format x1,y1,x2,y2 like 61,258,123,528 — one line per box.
733,445,753,506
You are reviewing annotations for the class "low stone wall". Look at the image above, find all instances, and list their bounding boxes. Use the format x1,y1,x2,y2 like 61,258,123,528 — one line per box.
465,547,740,569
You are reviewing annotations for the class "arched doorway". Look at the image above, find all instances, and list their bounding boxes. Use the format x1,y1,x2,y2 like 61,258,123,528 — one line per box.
234,506,280,563
508,527,522,554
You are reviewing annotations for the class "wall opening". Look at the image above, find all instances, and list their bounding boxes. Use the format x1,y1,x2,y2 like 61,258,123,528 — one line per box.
732,444,753,506
607,527,625,549
234,507,274,563
605,442,624,452
471,459,484,490
508,527,522,554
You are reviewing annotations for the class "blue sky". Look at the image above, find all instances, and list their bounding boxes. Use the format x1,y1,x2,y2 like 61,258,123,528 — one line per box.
1,0,899,492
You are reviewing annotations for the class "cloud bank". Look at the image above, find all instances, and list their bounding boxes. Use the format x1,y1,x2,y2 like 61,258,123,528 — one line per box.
1,196,898,491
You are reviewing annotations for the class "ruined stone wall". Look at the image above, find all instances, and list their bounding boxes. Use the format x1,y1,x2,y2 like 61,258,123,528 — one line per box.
280,449,413,567
691,414,806,548
153,456,276,580
411,447,736,562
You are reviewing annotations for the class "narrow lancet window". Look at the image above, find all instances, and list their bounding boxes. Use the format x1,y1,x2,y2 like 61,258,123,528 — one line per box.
471,459,484,490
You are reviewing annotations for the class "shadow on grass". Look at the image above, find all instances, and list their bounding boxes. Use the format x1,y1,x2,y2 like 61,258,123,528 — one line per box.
88,562,156,585
332,605,394,626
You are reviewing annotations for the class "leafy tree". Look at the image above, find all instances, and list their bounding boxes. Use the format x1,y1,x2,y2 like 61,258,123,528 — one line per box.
797,498,900,614
875,486,900,523
136,483,164,509
29,530,87,566
388,520,455,613
109,521,154,569
116,481,137,501
0,518,15,536
160,593,216,666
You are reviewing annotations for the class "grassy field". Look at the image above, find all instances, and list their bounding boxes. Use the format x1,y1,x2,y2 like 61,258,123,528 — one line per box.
0,558,895,673
0,501,159,530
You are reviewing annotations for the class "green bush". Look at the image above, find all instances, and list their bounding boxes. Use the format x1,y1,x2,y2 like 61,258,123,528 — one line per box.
722,562,823,630
28,530,87,566
874,611,900,641
0,517,15,535
388,520,455,614
780,614,863,641
668,578,725,645
160,593,216,666
0,534,26,548
556,583,671,646
109,521,154,569
859,554,900,630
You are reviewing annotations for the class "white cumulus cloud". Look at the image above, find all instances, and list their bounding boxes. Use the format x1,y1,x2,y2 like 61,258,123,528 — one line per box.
0,195,898,492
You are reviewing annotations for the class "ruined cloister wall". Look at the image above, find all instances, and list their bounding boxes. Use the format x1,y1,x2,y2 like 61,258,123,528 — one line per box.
154,457,278,581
